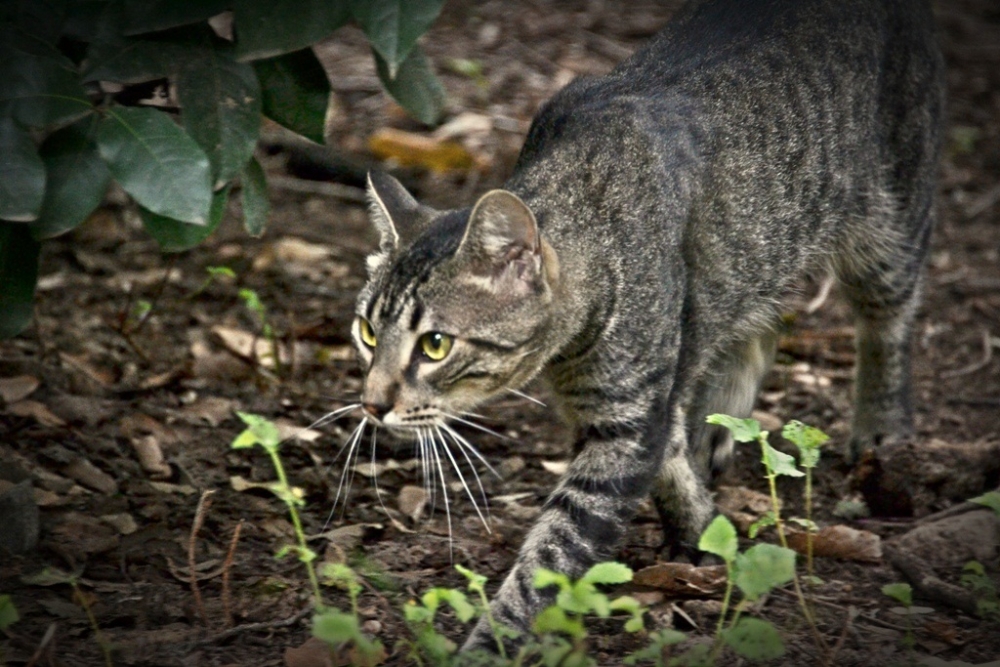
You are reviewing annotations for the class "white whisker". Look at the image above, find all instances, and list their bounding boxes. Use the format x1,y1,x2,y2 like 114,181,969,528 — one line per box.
443,412,510,441
437,425,491,532
427,428,453,558
327,417,367,526
308,403,362,431
506,388,547,407
440,423,502,480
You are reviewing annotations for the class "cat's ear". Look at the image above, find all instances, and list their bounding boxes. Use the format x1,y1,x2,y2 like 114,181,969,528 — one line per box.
457,190,550,294
365,171,421,250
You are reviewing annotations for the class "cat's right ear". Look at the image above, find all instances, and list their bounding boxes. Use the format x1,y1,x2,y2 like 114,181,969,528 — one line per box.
365,171,421,251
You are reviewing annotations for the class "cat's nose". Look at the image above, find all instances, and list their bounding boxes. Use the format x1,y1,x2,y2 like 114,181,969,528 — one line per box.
362,402,392,420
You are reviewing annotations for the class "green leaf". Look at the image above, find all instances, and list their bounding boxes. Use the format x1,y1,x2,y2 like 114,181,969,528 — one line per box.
733,544,796,601
374,44,444,125
234,0,349,61
312,609,360,644
97,106,213,224
748,510,776,539
455,563,487,593
720,617,785,661
882,582,912,607
0,116,45,221
970,491,1000,516
2,0,69,45
782,420,828,468
140,185,229,252
609,595,646,633
122,0,230,35
0,31,90,129
534,568,571,594
440,589,476,623
0,221,40,338
175,37,261,184
352,0,444,78
235,412,282,449
761,441,805,478
532,606,585,641
0,594,19,630
706,414,761,443
581,562,632,586
31,118,111,239
698,514,738,563
82,36,173,83
253,48,330,143
240,158,271,237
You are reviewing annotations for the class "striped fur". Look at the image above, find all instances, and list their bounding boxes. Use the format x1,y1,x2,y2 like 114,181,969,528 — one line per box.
352,0,943,651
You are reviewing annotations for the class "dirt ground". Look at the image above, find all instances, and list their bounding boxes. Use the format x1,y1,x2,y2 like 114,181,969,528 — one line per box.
2,1,1000,665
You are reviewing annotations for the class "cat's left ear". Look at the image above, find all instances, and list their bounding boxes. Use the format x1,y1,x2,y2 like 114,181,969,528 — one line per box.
457,190,552,293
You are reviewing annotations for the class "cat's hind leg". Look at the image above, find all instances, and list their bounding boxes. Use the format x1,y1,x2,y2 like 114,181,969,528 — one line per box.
836,202,932,462
652,329,777,558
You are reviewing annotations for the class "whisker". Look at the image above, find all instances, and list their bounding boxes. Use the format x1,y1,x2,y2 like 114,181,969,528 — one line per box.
442,412,510,441
327,417,367,526
506,388,547,407
440,423,502,480
437,425,491,532
309,403,362,431
427,428,454,558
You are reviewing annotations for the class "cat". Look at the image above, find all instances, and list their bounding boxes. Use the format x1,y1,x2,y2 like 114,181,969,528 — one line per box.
351,0,943,651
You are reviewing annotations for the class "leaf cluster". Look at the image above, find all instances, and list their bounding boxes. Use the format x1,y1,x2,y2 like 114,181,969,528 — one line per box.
0,0,446,338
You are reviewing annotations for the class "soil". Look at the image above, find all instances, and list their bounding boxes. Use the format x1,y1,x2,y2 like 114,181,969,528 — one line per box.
2,1,1000,665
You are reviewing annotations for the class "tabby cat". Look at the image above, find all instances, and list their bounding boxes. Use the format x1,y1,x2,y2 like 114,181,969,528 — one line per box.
352,0,943,650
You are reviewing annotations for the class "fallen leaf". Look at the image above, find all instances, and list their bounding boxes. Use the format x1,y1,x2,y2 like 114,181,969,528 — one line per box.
787,524,882,562
100,513,138,535
7,400,66,427
716,485,776,516
177,396,237,427
275,419,322,443
63,458,118,494
285,636,335,667
49,513,119,555
633,562,728,597
0,375,40,403
148,481,198,495
352,458,419,478
211,325,290,369
130,435,172,479
59,352,115,388
368,127,483,173
398,485,429,523
541,460,569,475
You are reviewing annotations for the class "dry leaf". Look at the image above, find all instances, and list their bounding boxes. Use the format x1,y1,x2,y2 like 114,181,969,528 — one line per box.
368,127,482,173
275,419,322,443
130,435,171,479
285,636,335,667
633,562,728,597
59,352,115,387
211,325,290,369
100,513,138,535
64,458,118,494
148,481,198,495
787,524,882,562
0,375,40,403
178,396,237,427
7,400,66,427
541,460,569,475
398,485,429,523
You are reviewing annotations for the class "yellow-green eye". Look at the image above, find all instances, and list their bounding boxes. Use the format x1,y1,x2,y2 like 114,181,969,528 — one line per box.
419,332,453,361
358,318,377,348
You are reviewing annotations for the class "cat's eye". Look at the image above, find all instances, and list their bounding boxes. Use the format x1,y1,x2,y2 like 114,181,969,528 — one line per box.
358,318,377,348
419,332,453,361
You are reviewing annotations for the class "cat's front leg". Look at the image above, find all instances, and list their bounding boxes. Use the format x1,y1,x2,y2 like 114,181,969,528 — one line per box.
462,398,671,652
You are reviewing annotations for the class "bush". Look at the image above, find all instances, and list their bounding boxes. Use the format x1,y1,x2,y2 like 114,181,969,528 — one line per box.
0,0,446,338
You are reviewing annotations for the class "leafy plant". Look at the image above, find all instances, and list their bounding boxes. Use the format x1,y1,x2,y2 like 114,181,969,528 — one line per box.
961,561,1000,621
231,411,321,605
882,582,917,656
0,0,447,338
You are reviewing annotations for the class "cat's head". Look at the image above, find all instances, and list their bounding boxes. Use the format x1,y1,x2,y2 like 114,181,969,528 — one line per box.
353,172,559,431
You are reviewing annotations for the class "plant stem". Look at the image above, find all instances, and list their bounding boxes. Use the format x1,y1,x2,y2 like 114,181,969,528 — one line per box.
265,447,322,608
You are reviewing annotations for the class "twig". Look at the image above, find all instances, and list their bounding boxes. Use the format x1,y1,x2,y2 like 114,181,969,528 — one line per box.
189,490,216,626
941,328,993,378
24,622,57,667
194,606,312,646
825,606,857,667
222,519,244,628
884,543,979,615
